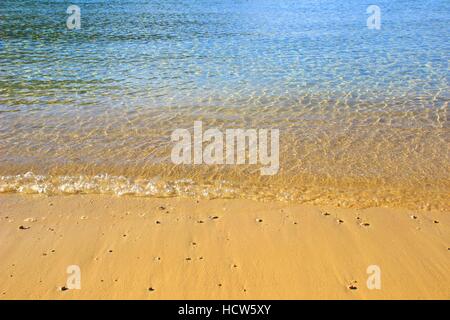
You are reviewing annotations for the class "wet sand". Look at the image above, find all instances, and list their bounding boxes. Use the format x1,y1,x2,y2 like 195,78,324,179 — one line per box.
0,194,449,299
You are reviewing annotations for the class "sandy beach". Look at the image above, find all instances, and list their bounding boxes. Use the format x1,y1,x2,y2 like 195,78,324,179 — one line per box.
0,193,448,299
1,0,449,304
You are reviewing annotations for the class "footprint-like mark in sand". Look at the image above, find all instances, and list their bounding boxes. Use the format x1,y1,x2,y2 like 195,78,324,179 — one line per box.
197,220,204,224
148,287,155,292
410,215,418,220
209,216,219,220
433,220,439,224
18,225,30,230
322,212,330,216
256,218,263,223
336,219,344,224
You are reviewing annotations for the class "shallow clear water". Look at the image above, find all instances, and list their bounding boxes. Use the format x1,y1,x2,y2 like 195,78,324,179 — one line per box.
0,0,449,210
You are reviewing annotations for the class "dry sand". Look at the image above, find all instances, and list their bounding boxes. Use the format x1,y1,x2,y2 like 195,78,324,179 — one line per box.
0,193,449,299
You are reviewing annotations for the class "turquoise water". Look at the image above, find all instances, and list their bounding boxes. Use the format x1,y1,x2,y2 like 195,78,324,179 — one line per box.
1,0,449,103
0,1,449,209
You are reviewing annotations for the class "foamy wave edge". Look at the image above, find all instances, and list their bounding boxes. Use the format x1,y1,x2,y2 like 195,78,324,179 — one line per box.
0,172,247,199
1,172,447,211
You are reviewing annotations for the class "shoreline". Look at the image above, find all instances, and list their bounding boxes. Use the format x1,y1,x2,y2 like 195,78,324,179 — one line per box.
0,193,449,299
1,171,448,212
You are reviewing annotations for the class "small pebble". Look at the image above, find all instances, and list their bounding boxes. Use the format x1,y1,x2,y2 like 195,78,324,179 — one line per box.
348,281,358,290
361,222,370,227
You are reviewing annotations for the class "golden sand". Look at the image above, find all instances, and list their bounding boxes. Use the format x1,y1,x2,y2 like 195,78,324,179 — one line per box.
0,193,449,299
